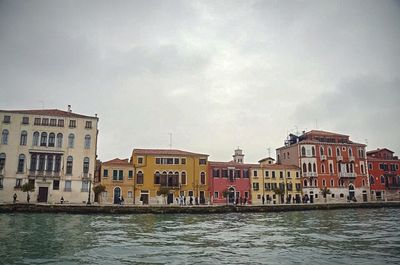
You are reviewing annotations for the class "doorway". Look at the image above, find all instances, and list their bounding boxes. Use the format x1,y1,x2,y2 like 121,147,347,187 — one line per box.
38,187,48,203
228,187,235,204
167,193,174,204
349,185,355,200
113,187,121,204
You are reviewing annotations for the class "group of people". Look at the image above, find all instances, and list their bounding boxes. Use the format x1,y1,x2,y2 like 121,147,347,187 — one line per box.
12,193,30,203
233,196,248,205
175,195,202,206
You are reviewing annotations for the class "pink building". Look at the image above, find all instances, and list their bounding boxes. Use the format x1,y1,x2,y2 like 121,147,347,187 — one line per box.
208,149,256,204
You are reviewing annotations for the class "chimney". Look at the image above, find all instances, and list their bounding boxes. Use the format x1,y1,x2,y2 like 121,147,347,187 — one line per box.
68,105,72,112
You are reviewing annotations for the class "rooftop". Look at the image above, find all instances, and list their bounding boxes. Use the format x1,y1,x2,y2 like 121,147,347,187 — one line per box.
0,109,97,119
102,158,131,166
132,149,209,157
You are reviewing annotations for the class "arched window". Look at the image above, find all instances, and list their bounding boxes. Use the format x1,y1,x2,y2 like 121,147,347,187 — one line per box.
303,163,307,173
33,132,39,146
330,179,334,187
336,147,340,156
84,135,91,149
321,164,325,173
56,133,63,148
54,155,61,172
313,163,316,172
40,132,47,146
20,131,27,146
154,171,161,184
380,176,385,184
362,179,365,186
311,147,315,156
66,156,73,175
0,153,6,172
68,134,74,148
301,147,306,156
47,155,53,172
181,172,187,185
314,179,317,186
320,147,324,156
2,129,9,145
350,163,353,173
304,179,308,187
30,154,37,171
369,175,375,184
200,172,206,185
328,147,332,157
322,179,326,187
137,171,144,184
308,163,312,172
17,154,25,173
83,157,90,174
329,163,333,173
348,148,353,157
48,133,55,147
361,164,364,174
38,154,45,171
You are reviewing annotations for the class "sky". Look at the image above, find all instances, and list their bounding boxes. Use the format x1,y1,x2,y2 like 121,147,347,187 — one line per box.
1,0,399,163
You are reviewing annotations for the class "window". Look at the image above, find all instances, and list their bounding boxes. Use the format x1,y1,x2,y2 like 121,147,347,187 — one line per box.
0,153,5,174
2,129,9,144
56,133,63,148
20,131,27,146
84,135,91,149
118,170,123,181
58,119,64,127
3,115,11,123
222,170,228,178
181,172,187,185
287,171,291,178
53,180,60,190
181,158,186,164
137,171,144,184
340,193,344,198
103,169,108,177
243,169,249,178
66,156,73,175
65,180,72,191
272,171,276,178
81,180,89,192
113,170,118,180
213,169,220,178
17,154,25,173
34,118,41,125
174,158,179,164
40,132,47,146
265,171,269,177
200,172,206,185
83,157,89,174
235,170,241,178
154,172,161,184
47,155,53,172
312,147,315,156
128,191,133,198
361,164,364,174
252,182,259,190
322,179,326,186
280,171,283,179
69,120,76,128
188,190,194,197
369,175,375,184
329,163,333,174
42,118,49,126
296,172,299,178
54,156,61,172
29,154,37,171
320,147,324,156
68,134,74,148
214,192,219,199
336,147,340,156
48,133,55,147
85,121,92,129
349,148,353,157
22,117,29,124
15,179,22,188
381,176,385,184
32,132,39,146
303,163,307,173
308,163,312,172
128,170,133,179
328,147,332,157
49,119,56,126
138,157,143,164
38,155,45,171
253,170,258,177
321,164,325,173
313,163,316,172
199,158,207,165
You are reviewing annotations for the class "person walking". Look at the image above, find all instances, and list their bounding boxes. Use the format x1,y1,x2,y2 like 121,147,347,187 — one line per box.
262,195,265,205
189,196,193,205
13,193,17,204
27,193,30,203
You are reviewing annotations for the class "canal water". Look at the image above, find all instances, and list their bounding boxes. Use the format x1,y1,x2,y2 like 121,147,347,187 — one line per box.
0,208,399,264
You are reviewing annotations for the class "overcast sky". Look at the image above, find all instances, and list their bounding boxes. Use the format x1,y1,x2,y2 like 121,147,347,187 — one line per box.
1,0,399,163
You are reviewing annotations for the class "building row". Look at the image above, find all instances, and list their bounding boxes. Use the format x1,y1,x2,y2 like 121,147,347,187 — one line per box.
1,108,399,204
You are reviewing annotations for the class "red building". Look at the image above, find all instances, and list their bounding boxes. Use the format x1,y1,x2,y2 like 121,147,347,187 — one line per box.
276,130,369,203
367,148,400,201
208,149,256,204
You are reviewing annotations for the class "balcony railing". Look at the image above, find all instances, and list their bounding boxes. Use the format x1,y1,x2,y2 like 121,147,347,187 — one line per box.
304,172,317,177
339,172,356,178
28,170,61,178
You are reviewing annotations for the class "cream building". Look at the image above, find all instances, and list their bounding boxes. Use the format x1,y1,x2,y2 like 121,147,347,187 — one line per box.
0,107,98,204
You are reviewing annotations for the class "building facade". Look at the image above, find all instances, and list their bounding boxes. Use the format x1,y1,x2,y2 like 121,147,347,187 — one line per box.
208,149,255,205
250,157,301,204
131,149,209,205
276,130,369,203
0,108,98,204
367,148,400,201
100,158,135,204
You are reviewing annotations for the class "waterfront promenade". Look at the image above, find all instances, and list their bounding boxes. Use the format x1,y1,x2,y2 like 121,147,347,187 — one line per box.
1,201,400,214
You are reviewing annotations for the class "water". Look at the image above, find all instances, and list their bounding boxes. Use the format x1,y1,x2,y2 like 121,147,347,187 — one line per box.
0,208,399,264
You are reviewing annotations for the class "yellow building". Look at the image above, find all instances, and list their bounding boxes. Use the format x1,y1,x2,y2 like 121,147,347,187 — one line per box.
250,157,302,205
131,149,209,205
100,158,135,204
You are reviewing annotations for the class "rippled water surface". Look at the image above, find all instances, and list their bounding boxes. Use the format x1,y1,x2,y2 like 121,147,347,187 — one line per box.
1,208,400,264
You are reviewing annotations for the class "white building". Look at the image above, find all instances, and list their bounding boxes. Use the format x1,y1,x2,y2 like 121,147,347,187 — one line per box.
0,107,98,204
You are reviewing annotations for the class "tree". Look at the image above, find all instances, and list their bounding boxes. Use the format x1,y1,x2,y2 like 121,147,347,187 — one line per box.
321,187,331,203
274,188,285,204
222,189,229,205
93,184,106,203
159,187,170,205
21,182,34,203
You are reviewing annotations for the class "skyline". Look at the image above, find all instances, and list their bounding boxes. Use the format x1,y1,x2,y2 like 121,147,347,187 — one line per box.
1,0,399,162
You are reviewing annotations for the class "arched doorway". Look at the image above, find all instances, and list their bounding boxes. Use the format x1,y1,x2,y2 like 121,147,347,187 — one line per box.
349,185,355,201
114,187,121,204
228,187,235,204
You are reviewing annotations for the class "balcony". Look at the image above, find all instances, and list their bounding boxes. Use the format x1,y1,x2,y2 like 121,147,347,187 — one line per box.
337,155,343,161
29,170,61,179
321,155,327,161
339,172,356,178
304,172,317,178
